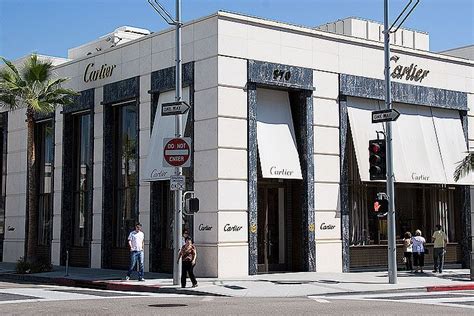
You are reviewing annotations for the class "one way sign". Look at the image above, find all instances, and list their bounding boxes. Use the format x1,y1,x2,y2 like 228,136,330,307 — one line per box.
161,101,190,116
372,109,400,123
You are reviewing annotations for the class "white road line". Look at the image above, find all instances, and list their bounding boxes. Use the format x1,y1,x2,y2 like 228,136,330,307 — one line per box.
201,297,214,302
308,296,330,303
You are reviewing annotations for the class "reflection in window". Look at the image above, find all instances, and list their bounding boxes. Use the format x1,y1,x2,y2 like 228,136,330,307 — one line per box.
73,114,91,247
113,104,138,247
37,121,54,246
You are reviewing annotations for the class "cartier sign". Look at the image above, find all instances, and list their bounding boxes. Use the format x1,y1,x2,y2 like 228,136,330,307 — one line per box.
83,63,117,83
390,56,429,82
224,224,243,232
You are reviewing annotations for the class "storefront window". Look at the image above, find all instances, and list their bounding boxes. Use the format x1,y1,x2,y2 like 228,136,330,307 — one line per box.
113,103,138,247
72,113,91,247
348,130,462,246
37,121,54,246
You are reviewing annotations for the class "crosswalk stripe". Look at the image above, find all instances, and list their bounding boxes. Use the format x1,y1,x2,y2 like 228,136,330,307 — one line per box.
308,296,330,303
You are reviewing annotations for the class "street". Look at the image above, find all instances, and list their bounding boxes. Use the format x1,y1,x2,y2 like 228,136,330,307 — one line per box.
0,281,473,315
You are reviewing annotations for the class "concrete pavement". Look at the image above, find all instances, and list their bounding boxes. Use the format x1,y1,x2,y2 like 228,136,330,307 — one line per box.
0,262,473,297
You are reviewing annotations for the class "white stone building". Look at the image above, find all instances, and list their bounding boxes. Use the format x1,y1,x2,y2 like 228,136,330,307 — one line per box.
1,12,473,277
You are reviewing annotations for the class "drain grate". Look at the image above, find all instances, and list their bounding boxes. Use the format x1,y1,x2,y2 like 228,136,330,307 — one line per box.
149,304,188,308
223,285,246,290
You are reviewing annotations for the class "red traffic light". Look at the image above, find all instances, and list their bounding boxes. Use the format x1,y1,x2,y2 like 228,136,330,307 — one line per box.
369,143,381,153
368,139,386,181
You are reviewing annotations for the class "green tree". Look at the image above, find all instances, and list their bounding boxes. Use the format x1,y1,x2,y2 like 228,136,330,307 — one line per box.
0,54,77,264
454,152,474,182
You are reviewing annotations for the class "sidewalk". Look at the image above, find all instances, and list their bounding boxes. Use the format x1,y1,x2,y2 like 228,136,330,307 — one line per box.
0,262,473,297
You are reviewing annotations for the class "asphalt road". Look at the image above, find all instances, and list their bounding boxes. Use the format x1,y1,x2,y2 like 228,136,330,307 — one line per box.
0,281,473,315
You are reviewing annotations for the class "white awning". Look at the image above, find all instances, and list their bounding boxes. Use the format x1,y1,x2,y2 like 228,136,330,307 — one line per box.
432,107,472,185
347,97,471,185
256,88,302,179
142,87,190,182
391,102,446,184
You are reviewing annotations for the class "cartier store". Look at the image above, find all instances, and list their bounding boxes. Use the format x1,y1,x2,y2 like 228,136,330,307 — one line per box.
1,12,473,278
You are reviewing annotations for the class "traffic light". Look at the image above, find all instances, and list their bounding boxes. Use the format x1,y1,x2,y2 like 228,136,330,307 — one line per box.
185,197,200,213
368,139,386,180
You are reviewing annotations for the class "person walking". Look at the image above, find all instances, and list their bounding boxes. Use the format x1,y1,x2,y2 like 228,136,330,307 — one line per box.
402,232,413,272
177,237,197,288
411,229,426,273
125,223,145,281
432,224,447,273
182,228,190,246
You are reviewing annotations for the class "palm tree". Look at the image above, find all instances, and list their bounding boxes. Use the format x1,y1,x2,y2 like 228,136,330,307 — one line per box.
454,152,474,182
0,54,77,264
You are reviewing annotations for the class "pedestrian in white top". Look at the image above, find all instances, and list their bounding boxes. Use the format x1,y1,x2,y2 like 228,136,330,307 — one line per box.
411,229,426,273
125,223,145,281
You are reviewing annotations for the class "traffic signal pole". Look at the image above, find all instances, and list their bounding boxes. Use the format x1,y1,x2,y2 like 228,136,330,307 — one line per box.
384,0,397,284
146,0,183,286
173,0,183,287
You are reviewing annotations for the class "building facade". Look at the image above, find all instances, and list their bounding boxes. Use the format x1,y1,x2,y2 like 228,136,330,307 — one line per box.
1,12,473,277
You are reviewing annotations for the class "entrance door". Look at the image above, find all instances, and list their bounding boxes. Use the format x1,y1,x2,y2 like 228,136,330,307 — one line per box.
258,186,286,272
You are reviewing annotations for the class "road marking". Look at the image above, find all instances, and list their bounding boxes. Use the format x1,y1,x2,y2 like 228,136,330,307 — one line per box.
308,296,330,303
201,297,214,302
309,291,474,310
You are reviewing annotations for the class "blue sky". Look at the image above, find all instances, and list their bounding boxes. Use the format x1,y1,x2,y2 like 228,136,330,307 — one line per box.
0,0,473,60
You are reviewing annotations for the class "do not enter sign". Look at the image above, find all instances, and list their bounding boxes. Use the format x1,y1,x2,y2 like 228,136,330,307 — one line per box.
163,137,192,168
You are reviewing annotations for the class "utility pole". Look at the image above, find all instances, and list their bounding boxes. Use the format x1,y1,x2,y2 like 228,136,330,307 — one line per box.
173,0,183,288
147,0,184,286
383,0,420,284
383,0,397,285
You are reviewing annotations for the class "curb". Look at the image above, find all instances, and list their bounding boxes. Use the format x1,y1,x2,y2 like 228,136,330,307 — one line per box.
0,273,226,297
426,284,474,292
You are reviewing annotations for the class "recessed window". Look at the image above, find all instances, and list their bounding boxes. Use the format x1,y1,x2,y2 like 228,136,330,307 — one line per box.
72,113,91,247
113,103,138,248
37,120,54,246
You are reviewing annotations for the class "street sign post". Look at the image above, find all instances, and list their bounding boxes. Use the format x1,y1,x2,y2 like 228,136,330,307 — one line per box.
161,101,190,116
163,137,191,168
372,109,400,123
170,175,186,191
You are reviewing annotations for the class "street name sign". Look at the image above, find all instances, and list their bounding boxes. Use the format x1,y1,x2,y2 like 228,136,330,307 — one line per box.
163,137,192,168
161,101,190,116
372,109,401,123
170,175,186,191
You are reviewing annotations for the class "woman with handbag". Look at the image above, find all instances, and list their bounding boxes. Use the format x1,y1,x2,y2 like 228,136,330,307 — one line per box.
411,229,426,273
402,232,413,272
177,237,198,288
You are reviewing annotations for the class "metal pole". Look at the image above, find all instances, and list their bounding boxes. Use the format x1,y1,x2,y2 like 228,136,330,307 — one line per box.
384,0,398,284
173,0,183,286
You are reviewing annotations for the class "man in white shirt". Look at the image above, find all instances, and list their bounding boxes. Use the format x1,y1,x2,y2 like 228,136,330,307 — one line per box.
125,223,145,281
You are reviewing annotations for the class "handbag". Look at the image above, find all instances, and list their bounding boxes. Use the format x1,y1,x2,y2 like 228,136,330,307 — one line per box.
402,256,407,264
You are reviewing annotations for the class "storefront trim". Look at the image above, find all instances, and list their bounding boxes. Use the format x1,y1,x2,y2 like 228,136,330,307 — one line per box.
149,62,194,94
102,76,140,105
339,74,472,270
339,74,468,110
247,60,314,275
62,89,94,114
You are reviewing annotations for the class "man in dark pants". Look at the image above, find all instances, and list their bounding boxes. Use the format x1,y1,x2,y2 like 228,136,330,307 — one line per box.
177,237,198,288
432,224,447,273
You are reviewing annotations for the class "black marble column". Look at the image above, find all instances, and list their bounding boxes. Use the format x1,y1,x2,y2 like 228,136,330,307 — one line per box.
299,91,315,271
339,96,350,272
460,112,472,269
247,82,258,275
